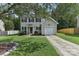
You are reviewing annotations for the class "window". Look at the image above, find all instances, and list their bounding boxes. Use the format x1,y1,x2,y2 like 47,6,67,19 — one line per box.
22,17,27,22
29,18,34,22
22,27,24,30
24,17,27,22
22,27,26,31
36,18,41,22
36,27,40,30
22,26,26,34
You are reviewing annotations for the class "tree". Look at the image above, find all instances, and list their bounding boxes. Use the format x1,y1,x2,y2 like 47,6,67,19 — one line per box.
8,4,51,18
51,3,79,29
3,3,79,30
3,19,14,30
12,18,20,30
0,3,15,30
5,3,52,30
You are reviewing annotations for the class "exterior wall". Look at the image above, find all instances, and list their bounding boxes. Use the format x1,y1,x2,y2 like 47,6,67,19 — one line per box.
41,18,57,35
41,19,46,35
20,18,42,34
0,20,5,31
20,17,57,35
77,16,79,28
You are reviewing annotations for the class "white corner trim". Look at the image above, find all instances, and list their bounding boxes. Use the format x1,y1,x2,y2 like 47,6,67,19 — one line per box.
49,17,59,24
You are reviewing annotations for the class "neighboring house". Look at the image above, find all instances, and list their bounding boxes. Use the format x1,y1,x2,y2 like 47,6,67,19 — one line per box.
0,20,5,31
20,16,58,35
77,16,79,28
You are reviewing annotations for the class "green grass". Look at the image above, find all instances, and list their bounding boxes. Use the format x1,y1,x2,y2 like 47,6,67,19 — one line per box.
0,35,58,56
56,33,79,45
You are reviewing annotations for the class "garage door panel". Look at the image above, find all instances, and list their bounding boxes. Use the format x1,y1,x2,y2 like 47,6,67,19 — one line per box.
45,27,54,35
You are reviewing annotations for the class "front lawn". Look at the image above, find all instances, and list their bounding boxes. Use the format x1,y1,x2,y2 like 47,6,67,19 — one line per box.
56,33,79,45
0,35,58,56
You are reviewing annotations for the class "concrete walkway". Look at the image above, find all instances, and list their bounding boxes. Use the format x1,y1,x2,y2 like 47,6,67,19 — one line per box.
47,35,79,56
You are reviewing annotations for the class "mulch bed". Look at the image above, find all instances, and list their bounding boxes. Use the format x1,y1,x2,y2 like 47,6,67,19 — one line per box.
0,42,17,55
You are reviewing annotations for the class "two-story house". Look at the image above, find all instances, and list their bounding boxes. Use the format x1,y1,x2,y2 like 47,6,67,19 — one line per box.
20,16,58,35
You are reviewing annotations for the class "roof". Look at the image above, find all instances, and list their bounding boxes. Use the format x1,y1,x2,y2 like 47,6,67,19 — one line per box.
49,17,58,24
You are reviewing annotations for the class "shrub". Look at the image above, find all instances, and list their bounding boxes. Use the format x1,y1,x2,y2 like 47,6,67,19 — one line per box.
15,41,47,53
4,20,14,30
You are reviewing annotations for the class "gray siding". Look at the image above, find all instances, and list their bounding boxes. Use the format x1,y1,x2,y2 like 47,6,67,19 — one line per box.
42,19,57,35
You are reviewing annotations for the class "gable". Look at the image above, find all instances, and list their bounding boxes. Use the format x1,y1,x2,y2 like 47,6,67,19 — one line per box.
48,17,58,24
42,18,57,28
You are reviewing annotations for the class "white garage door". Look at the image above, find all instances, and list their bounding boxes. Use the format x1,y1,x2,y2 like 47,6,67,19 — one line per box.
45,27,55,35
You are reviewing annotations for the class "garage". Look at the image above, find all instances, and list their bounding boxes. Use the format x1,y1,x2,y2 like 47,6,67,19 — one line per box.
44,27,55,35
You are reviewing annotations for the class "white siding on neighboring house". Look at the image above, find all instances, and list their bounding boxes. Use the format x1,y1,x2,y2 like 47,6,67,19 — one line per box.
77,16,79,28
0,20,5,31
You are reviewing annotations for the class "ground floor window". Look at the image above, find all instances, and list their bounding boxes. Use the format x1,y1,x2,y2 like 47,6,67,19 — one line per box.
22,27,26,31
29,18,34,22
22,26,26,34
36,27,40,30
34,26,41,35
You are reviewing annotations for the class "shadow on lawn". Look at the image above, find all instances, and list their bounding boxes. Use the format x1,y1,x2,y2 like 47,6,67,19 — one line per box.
63,33,79,37
57,32,79,37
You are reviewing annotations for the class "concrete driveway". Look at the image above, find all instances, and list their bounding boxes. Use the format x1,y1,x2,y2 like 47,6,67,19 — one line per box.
47,35,79,56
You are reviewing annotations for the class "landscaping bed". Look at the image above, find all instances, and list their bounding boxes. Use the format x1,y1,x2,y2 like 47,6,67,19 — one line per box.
56,33,79,45
0,35,58,56
0,42,17,55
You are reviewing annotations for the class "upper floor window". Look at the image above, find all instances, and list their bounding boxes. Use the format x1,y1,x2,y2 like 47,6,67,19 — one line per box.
22,17,27,22
36,18,41,22
29,18,34,22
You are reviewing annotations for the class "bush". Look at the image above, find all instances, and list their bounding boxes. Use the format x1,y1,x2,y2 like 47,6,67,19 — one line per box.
3,20,14,30
15,41,47,53
19,31,25,35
